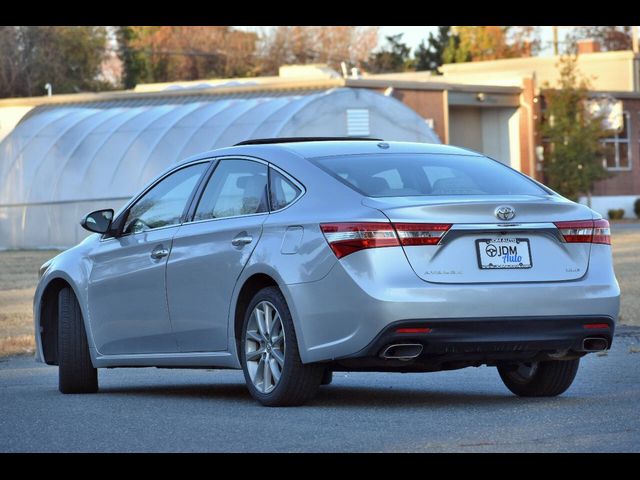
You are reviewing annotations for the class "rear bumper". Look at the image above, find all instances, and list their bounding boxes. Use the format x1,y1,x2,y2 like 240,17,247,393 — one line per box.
341,315,614,361
285,246,620,363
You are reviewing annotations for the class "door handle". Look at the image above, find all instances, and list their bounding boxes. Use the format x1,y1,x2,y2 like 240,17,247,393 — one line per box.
231,234,253,247
150,246,170,259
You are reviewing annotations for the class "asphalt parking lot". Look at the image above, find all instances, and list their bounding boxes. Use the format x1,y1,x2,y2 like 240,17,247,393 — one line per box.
1,327,639,453
1,224,639,452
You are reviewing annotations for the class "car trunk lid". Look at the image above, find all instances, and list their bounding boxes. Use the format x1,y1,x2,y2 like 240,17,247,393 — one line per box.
363,195,595,284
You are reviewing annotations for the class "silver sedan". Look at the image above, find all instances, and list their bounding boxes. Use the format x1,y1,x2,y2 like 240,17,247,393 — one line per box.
34,139,620,406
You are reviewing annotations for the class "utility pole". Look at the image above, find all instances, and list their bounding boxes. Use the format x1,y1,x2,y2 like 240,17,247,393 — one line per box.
553,26,559,56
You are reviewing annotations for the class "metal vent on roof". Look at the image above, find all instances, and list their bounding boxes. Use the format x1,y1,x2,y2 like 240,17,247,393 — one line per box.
346,108,370,136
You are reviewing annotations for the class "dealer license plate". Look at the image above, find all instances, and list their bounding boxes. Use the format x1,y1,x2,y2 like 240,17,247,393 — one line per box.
476,238,532,269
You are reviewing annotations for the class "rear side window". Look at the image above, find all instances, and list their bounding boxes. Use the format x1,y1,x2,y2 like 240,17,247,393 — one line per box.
270,169,302,210
194,159,268,221
312,153,549,197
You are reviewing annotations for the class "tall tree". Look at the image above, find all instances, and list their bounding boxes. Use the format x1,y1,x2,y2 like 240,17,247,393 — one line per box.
117,26,148,89
414,26,453,72
117,26,259,86
443,26,539,63
256,26,378,75
540,56,610,203
365,34,412,73
442,30,470,64
566,26,633,52
0,26,109,98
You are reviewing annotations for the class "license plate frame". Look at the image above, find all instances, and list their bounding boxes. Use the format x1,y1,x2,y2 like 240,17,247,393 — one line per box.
476,238,533,270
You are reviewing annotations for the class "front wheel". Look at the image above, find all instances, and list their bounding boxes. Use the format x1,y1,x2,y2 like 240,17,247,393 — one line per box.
240,287,323,406
58,287,98,394
497,359,580,397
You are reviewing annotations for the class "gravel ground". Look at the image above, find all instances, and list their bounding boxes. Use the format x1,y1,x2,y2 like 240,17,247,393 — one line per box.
0,226,638,356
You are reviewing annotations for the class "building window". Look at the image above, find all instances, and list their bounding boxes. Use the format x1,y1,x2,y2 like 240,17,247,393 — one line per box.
602,111,631,171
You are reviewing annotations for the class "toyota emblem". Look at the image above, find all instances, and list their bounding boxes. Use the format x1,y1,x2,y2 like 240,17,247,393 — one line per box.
495,206,516,221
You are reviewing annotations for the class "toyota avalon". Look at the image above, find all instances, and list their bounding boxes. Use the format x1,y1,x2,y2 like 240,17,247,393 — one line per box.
34,139,620,406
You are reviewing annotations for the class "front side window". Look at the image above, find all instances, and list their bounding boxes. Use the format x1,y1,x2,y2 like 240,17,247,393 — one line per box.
122,163,207,235
270,169,302,211
312,153,549,197
602,112,631,170
194,159,268,221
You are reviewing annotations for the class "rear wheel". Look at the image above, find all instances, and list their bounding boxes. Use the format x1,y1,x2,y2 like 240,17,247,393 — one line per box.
58,287,98,394
497,359,579,397
240,287,323,406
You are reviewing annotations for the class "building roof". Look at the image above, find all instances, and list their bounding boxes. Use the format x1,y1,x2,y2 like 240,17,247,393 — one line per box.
440,50,640,93
0,69,523,109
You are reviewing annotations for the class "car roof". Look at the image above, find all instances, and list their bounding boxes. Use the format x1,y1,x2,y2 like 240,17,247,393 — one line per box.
177,140,481,166
262,140,479,158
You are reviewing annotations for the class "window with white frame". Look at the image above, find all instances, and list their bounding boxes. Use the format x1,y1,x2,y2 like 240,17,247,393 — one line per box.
602,111,631,170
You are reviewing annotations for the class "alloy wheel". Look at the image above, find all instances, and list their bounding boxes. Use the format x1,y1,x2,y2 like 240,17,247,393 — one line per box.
245,301,286,394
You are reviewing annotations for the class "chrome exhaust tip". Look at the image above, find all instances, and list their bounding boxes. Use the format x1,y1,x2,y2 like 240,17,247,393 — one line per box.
381,343,423,361
582,337,609,352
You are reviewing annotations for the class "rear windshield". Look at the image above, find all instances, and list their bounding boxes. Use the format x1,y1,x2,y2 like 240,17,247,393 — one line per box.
312,153,549,197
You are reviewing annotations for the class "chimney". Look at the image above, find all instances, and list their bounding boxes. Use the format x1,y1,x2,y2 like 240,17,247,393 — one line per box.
576,38,601,54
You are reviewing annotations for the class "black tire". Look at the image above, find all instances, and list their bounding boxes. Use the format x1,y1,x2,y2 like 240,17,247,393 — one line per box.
320,368,333,386
240,287,323,406
497,359,580,397
58,287,98,394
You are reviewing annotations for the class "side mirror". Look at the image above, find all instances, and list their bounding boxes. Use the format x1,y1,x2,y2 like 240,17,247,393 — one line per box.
81,209,114,234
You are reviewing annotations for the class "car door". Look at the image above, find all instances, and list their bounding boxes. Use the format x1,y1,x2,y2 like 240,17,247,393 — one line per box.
166,158,269,352
87,161,209,355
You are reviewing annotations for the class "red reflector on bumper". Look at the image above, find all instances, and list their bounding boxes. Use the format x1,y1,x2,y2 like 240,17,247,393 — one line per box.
396,328,432,334
583,323,610,329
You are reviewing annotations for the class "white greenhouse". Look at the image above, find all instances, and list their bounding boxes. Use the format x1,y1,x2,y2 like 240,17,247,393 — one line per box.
0,87,439,249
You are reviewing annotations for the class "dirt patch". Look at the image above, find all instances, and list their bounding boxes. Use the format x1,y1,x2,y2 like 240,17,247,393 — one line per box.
611,229,640,327
0,250,61,290
0,250,60,356
0,335,35,356
0,290,35,336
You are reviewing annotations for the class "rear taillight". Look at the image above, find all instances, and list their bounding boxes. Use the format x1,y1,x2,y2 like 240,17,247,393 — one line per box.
554,219,611,245
393,223,452,246
320,223,399,259
592,219,611,245
320,222,452,258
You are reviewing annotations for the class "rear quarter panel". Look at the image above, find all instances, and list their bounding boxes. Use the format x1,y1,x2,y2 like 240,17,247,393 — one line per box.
226,147,390,359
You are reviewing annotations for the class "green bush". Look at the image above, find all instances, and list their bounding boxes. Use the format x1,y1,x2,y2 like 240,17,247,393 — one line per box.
608,209,625,220
635,198,640,219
